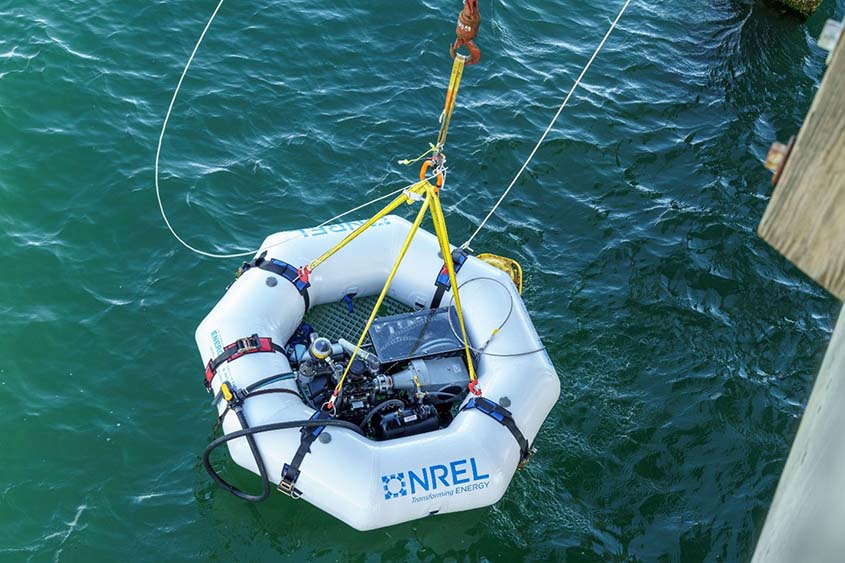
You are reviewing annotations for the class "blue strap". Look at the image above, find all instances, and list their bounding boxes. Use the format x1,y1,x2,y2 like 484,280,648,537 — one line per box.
430,249,468,308
239,251,311,311
341,294,355,314
434,249,468,290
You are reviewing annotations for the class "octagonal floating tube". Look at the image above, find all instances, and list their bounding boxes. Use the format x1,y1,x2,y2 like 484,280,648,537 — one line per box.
195,214,560,530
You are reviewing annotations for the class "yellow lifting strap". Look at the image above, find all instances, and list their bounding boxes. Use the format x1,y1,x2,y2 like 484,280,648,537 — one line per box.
325,180,480,410
306,181,428,274
477,253,523,294
436,54,466,150
319,54,481,409
328,190,433,409
427,181,478,392
304,52,465,278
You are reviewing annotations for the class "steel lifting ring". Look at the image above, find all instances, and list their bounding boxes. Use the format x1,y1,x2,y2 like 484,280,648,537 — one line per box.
420,159,445,188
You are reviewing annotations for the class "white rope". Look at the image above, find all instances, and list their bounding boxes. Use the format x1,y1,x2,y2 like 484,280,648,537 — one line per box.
157,0,631,257
314,185,407,228
155,0,243,258
461,0,632,250
154,0,428,259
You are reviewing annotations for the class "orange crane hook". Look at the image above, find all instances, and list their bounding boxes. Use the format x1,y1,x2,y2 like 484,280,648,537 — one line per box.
450,0,481,65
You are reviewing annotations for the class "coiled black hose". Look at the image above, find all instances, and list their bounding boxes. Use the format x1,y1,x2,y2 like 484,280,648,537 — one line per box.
203,414,365,502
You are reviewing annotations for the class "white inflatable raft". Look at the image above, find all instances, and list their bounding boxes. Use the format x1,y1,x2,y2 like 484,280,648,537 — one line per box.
195,214,560,530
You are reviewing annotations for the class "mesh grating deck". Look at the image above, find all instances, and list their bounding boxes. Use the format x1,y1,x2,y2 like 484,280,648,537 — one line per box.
301,296,414,348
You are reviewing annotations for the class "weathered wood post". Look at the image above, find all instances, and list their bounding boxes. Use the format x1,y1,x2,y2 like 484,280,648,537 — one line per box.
758,22,845,300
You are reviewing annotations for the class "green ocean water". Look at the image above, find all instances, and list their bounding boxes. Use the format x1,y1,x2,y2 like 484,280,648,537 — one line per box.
2,0,844,561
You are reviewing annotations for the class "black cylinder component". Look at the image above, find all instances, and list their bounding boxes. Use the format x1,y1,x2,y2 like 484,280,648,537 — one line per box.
304,375,331,407
376,404,439,440
349,358,366,380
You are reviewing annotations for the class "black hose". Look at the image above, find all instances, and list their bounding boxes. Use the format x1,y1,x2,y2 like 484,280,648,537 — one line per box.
218,409,271,502
245,373,295,393
214,388,302,431
360,399,405,430
203,417,365,502
427,390,462,403
243,388,302,400
212,372,295,407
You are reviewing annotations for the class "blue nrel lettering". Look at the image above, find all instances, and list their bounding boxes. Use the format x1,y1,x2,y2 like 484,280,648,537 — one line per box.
382,457,489,500
210,329,224,355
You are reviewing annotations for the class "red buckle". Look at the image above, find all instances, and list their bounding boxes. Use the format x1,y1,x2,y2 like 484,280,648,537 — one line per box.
468,380,482,396
297,266,311,284
204,335,276,391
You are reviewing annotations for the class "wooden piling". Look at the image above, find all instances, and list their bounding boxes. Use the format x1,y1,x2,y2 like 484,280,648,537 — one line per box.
758,30,845,300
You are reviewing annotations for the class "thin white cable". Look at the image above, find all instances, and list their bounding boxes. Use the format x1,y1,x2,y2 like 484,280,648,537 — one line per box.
461,0,632,249
155,0,245,258
313,185,407,228
154,0,429,259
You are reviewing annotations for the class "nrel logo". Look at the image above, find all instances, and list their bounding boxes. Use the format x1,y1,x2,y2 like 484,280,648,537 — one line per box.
381,457,490,503
381,473,408,499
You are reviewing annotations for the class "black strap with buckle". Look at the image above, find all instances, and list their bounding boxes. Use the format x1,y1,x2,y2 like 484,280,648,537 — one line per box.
278,410,332,497
462,396,535,467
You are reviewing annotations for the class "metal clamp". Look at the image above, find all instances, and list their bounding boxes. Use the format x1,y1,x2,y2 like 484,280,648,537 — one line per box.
277,466,301,499
235,335,260,353
276,480,298,498
764,136,795,187
517,446,537,470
